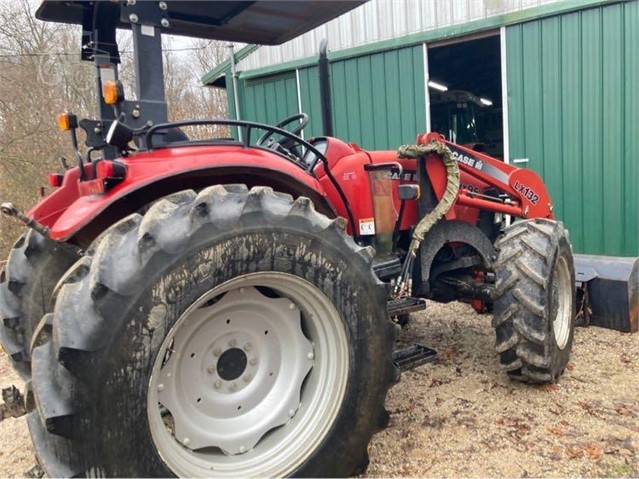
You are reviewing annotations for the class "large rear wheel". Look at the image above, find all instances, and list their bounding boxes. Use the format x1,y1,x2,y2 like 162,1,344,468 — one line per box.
0,230,77,378
28,185,396,477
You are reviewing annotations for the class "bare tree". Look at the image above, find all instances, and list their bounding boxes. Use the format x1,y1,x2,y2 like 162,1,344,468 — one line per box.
0,3,229,257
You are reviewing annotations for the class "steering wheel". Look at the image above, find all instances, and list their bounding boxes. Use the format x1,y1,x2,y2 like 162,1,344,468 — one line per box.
256,113,309,157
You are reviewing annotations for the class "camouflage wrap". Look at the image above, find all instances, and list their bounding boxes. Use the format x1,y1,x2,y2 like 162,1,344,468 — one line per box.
397,140,460,256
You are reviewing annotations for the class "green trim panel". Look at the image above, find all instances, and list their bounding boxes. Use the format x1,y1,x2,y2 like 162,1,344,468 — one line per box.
506,0,638,256
238,72,299,127
327,45,426,149
236,44,427,149
297,66,323,138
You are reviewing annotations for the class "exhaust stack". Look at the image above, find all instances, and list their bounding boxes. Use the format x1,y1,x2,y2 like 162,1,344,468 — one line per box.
318,38,333,137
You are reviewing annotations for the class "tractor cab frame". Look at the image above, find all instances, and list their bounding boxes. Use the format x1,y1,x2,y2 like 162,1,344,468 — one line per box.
36,0,365,155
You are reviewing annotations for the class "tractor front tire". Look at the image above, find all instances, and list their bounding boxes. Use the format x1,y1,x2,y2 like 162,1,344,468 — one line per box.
0,230,77,378
492,219,576,383
28,185,396,477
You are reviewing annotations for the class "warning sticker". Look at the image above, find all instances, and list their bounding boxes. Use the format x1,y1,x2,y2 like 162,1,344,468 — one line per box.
359,218,376,236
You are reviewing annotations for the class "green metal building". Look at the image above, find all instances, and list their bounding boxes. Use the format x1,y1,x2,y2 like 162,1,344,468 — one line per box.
203,0,638,257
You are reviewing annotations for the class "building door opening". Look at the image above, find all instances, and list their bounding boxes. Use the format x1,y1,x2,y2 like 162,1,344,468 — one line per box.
427,34,503,159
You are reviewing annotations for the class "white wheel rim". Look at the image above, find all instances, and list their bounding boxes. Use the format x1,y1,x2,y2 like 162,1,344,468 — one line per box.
147,272,349,477
551,256,572,350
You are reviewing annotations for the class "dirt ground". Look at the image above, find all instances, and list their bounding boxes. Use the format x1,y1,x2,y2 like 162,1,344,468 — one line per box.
0,301,637,478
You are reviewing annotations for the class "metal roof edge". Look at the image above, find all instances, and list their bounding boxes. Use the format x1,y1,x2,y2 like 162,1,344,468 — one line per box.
201,44,260,86
208,0,627,82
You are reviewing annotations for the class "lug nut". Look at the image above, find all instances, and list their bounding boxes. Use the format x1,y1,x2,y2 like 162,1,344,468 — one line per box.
239,446,246,454
182,437,191,446
229,338,237,347
129,13,138,23
288,409,296,417
214,380,222,389
213,348,222,357
249,357,258,366
207,366,215,375
289,302,296,310
243,373,251,382
157,384,164,392
158,1,167,9
161,18,170,27
307,351,315,360
244,343,252,351
230,382,238,391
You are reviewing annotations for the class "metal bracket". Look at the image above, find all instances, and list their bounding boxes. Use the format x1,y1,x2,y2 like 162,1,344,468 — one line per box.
79,119,108,149
121,100,168,130
120,1,167,28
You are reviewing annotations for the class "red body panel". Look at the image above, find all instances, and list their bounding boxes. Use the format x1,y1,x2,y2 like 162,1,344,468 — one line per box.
30,131,554,244
30,146,328,241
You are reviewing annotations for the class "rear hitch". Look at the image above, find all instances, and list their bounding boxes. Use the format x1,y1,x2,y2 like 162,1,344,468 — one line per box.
1,202,50,237
1,202,83,257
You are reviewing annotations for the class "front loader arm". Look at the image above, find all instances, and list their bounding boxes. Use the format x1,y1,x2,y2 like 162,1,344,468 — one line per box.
419,132,554,220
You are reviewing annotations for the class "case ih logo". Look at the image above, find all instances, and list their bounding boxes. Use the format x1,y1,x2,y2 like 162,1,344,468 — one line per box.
452,151,484,171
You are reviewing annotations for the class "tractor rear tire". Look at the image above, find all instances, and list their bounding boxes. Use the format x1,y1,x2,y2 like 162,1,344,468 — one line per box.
0,230,77,379
492,219,576,384
28,185,396,477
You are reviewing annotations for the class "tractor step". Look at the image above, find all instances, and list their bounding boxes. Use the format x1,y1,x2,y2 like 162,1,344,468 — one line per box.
387,297,427,317
392,344,437,372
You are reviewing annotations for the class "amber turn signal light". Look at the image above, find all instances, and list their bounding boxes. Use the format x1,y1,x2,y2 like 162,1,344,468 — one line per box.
102,80,124,105
57,112,78,131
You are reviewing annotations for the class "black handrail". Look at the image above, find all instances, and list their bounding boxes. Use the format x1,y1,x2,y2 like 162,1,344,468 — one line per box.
145,118,326,164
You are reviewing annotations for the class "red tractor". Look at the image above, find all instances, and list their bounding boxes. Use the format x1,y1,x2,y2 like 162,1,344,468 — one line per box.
0,1,596,477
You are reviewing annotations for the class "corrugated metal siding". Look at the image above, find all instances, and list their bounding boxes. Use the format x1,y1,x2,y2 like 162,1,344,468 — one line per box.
239,73,299,126
297,66,324,138
506,1,638,256
327,45,426,149
266,45,427,149
623,1,638,256
237,0,559,72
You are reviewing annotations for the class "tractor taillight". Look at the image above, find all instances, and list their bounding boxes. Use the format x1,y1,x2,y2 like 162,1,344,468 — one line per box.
96,160,113,179
48,173,64,188
95,160,126,180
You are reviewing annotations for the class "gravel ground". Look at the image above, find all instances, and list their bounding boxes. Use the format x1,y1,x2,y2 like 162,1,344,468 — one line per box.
0,300,637,477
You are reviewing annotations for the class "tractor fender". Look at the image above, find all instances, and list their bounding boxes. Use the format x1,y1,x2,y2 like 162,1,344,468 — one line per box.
416,220,497,295
30,146,335,246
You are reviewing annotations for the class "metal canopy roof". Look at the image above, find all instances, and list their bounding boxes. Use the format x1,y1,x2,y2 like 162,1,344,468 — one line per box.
36,0,367,45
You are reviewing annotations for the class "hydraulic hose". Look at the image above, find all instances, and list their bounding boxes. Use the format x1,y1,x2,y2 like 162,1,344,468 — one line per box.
393,139,461,297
